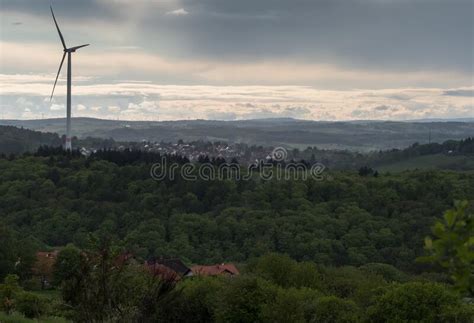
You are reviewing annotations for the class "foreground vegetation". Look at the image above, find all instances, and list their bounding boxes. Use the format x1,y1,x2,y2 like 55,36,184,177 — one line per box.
0,150,473,321
1,249,473,322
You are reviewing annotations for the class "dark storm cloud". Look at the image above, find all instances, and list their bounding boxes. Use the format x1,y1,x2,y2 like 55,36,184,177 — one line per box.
158,0,473,72
1,0,116,20
2,0,473,73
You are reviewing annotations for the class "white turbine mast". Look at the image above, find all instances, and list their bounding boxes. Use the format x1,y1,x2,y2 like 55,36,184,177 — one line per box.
50,6,89,151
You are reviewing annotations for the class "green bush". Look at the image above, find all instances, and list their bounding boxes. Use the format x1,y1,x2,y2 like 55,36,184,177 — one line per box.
215,276,278,323
320,266,386,307
0,275,21,314
309,296,360,323
249,253,324,290
251,253,297,288
261,287,321,323
15,292,48,319
161,277,226,323
21,278,42,291
367,282,473,323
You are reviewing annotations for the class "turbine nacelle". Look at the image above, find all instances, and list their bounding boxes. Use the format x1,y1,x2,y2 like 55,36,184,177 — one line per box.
65,44,90,53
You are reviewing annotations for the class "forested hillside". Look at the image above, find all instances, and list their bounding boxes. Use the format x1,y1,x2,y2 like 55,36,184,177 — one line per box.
0,126,62,154
1,150,473,321
1,151,473,270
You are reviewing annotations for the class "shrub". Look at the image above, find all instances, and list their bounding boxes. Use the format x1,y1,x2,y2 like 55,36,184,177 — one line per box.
163,277,226,322
261,287,321,323
309,296,360,323
0,274,21,314
215,276,278,323
367,282,472,323
250,253,297,288
15,292,48,319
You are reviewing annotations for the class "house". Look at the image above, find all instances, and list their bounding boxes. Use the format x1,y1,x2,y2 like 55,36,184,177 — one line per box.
145,257,193,281
191,263,240,277
32,250,59,289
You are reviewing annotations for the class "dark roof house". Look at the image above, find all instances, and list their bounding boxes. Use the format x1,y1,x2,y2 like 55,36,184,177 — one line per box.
145,257,193,280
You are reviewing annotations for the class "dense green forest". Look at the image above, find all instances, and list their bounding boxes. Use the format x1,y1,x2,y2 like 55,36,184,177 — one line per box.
0,149,473,321
2,151,473,268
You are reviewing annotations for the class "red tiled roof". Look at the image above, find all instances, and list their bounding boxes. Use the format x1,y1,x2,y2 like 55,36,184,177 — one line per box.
191,263,239,276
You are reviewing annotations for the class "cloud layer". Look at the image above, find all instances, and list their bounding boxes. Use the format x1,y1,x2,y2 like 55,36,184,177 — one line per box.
2,0,472,75
1,74,472,121
1,41,470,89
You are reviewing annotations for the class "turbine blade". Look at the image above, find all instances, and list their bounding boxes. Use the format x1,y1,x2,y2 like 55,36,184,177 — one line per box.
68,44,90,51
50,6,66,49
51,52,66,101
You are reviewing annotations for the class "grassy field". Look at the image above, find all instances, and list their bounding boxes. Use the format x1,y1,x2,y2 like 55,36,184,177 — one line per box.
377,154,474,172
0,312,68,323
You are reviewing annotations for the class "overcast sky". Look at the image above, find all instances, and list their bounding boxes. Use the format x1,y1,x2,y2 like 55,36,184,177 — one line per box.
0,0,472,120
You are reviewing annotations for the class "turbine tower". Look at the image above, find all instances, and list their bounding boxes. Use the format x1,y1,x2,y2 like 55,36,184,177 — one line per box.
50,6,89,151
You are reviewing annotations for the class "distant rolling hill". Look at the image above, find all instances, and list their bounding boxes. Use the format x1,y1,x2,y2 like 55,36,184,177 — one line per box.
1,117,473,151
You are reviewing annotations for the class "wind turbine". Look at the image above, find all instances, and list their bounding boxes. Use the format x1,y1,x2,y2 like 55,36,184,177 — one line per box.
50,6,89,151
